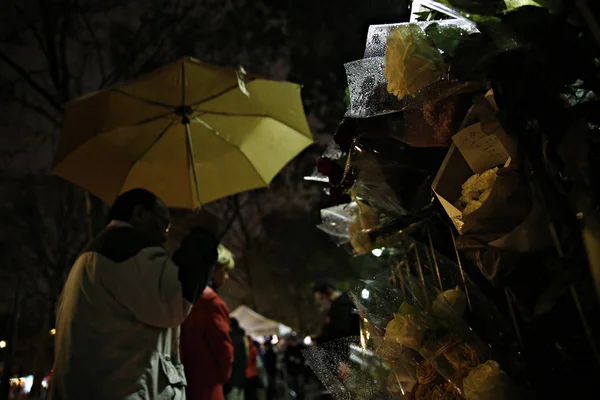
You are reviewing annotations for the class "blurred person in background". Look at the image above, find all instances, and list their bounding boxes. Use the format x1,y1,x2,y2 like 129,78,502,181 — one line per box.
244,334,261,400
284,335,306,400
313,278,360,383
50,188,219,400
313,279,360,345
181,244,236,400
264,341,278,400
226,318,247,400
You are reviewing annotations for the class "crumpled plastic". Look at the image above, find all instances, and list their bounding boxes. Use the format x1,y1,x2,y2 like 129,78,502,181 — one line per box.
345,20,480,120
345,57,402,118
364,21,479,59
317,202,358,247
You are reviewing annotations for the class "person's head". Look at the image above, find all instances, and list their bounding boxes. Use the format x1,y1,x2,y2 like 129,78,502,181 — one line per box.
230,317,245,335
312,278,337,309
289,334,300,345
107,188,171,245
211,244,235,290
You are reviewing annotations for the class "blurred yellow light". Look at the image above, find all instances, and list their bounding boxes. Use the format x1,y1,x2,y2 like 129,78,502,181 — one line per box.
50,329,56,336
0,340,6,348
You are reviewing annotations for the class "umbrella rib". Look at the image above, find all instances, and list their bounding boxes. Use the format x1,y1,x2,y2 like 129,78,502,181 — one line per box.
129,119,177,168
110,88,175,109
192,116,268,186
181,59,186,107
110,80,250,111
53,111,176,169
194,110,312,139
187,81,251,108
113,120,177,202
97,111,176,135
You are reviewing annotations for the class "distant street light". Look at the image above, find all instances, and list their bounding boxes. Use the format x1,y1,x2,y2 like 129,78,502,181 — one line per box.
361,289,370,300
371,248,384,257
303,336,312,346
0,340,6,349
50,329,56,336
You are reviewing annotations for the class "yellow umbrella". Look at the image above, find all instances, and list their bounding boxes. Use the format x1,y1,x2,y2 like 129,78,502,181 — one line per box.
52,57,313,208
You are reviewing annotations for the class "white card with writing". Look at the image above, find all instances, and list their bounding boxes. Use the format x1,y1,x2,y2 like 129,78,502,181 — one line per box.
451,123,510,174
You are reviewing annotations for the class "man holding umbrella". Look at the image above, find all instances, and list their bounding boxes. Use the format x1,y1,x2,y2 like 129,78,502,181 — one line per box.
50,188,219,400
47,58,313,399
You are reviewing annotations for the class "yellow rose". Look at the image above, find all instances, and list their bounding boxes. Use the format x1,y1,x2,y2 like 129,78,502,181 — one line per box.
415,383,461,400
416,360,439,385
384,24,446,100
444,343,481,371
384,313,424,350
431,287,467,319
348,221,372,255
463,360,509,400
376,338,406,361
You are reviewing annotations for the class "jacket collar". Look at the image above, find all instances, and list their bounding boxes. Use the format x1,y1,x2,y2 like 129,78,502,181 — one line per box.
108,220,133,229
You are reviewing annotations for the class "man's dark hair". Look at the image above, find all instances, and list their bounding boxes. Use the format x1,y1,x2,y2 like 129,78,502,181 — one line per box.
312,278,336,294
106,188,158,223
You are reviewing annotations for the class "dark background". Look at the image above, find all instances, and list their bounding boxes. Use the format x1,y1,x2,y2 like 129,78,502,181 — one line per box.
0,0,409,379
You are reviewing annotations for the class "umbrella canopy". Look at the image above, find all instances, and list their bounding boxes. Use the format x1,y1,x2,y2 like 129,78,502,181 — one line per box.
52,57,313,208
230,305,292,339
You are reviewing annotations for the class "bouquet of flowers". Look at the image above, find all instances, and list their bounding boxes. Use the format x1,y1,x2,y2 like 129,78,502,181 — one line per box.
312,0,600,397
304,241,529,399
354,243,529,399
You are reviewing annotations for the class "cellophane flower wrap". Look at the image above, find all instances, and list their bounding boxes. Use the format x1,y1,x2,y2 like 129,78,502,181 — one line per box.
304,241,529,399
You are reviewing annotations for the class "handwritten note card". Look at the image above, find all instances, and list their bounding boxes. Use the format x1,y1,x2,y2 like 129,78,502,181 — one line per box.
452,123,510,174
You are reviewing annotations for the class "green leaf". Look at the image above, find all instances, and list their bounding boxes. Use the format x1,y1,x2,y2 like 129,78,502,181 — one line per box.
443,0,549,17
414,11,433,22
425,23,473,57
445,0,507,15
504,0,546,10
344,87,351,106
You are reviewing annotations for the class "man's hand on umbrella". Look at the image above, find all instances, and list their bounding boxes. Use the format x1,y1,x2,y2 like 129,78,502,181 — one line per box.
173,227,219,303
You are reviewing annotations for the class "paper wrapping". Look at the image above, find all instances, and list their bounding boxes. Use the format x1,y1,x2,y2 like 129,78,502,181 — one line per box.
432,91,552,253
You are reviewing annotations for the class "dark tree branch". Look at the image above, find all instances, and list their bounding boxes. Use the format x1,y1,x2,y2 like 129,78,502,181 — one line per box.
80,11,107,82
128,4,195,79
9,0,47,55
99,8,157,87
219,196,240,239
9,95,61,127
0,50,63,112
37,0,62,98
72,49,92,96
58,1,73,101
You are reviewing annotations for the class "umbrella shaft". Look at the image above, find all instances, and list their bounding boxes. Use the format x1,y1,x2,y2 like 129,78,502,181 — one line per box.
185,123,201,208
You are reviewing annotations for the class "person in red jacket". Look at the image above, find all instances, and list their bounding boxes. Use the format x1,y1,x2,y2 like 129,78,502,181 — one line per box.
181,244,236,400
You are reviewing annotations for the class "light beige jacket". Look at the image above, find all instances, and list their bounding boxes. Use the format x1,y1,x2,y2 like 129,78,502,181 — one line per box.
50,221,192,400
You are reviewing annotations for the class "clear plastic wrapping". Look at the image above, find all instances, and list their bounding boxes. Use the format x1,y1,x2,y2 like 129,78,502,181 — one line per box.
305,241,531,399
